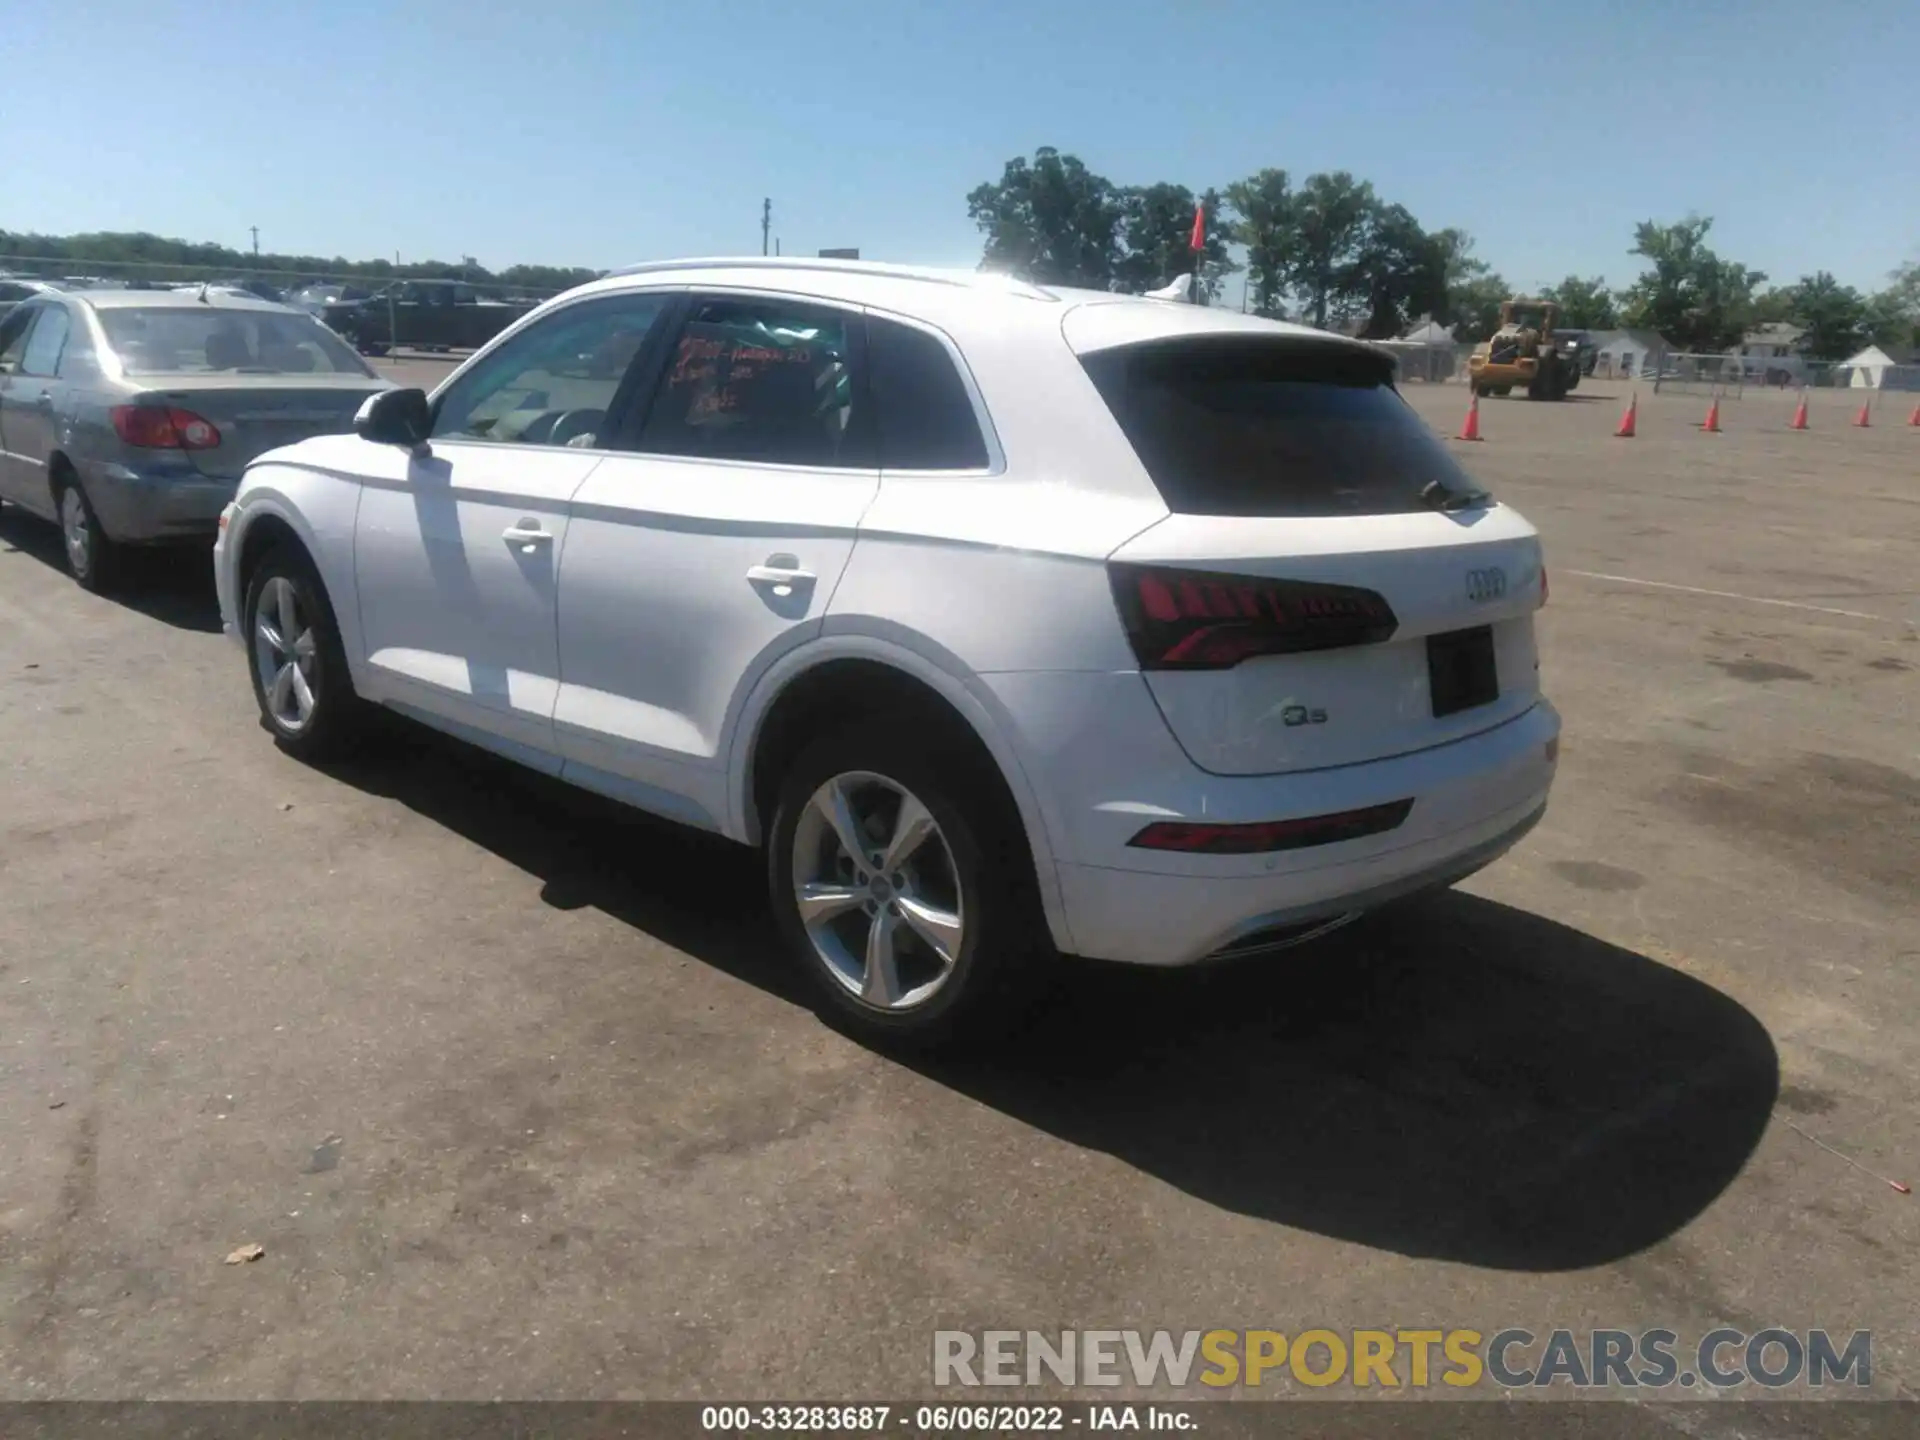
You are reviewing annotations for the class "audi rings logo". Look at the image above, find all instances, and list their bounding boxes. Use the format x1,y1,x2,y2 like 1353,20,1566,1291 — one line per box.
1465,567,1508,603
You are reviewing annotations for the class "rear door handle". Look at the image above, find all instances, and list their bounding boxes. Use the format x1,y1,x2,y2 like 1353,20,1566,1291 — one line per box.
502,521,553,552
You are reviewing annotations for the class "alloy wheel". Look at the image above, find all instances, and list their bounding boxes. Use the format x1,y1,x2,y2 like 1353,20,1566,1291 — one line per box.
790,771,966,1011
253,576,320,733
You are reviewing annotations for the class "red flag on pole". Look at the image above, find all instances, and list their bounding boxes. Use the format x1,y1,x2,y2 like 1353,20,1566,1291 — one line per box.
1189,201,1206,253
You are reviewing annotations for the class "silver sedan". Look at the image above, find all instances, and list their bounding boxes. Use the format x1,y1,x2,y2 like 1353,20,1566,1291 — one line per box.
0,288,391,592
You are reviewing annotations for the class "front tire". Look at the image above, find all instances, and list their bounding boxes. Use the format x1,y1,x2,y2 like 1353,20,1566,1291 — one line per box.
243,545,366,761
767,721,1049,1050
56,473,121,594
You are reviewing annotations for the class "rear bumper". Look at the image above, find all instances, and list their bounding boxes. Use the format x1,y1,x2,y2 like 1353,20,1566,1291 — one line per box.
85,462,236,544
988,668,1559,966
1056,785,1550,966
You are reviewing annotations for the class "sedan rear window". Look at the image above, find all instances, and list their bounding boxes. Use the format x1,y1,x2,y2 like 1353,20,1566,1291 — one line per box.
99,308,376,378
1080,338,1489,517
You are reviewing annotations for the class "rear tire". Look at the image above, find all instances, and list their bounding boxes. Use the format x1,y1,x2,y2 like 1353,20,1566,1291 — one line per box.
55,472,122,594
242,544,368,762
767,720,1050,1052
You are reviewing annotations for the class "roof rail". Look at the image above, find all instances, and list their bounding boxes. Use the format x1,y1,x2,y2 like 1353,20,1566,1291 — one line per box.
603,255,1055,300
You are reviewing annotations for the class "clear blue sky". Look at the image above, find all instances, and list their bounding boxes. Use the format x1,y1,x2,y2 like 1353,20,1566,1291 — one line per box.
5,0,1916,295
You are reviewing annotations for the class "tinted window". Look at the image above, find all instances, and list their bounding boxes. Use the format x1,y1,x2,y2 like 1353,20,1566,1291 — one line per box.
99,307,374,377
637,298,861,467
19,307,71,377
432,293,669,448
868,317,989,470
1080,339,1490,517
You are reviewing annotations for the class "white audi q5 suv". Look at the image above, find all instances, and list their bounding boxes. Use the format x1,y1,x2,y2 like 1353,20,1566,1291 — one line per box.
214,258,1558,1046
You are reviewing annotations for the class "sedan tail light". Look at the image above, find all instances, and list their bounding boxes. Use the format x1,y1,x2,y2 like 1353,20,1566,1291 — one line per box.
110,405,222,450
1108,562,1398,671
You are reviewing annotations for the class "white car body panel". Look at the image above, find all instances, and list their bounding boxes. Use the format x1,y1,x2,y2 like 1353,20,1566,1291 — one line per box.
214,259,1559,970
350,437,596,765
551,451,879,832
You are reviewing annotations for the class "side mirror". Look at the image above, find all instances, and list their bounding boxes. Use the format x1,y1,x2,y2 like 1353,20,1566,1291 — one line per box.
354,387,432,448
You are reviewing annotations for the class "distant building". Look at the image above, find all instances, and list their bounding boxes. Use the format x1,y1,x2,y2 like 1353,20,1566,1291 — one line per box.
817,248,860,260
1590,329,1673,379
1737,323,1804,359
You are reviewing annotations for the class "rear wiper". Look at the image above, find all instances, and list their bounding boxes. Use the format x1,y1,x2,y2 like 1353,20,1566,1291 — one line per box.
1419,479,1487,512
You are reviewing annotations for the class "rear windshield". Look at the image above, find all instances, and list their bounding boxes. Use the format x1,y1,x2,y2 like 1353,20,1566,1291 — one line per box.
1080,339,1489,517
99,307,376,378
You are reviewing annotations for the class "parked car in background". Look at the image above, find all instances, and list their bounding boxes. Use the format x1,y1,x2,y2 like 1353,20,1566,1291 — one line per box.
0,278,63,322
211,257,1558,1048
0,289,390,592
320,279,536,355
285,282,374,317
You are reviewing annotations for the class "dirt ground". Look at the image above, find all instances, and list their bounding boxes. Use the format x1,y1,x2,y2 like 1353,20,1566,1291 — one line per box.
1,360,1915,1408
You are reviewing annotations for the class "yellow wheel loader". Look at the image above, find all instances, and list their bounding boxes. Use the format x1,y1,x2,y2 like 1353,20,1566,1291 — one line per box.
1467,299,1579,400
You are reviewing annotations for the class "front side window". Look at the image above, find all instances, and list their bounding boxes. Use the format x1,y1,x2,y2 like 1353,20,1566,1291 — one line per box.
636,298,862,467
431,293,670,448
98,307,375,377
19,307,71,377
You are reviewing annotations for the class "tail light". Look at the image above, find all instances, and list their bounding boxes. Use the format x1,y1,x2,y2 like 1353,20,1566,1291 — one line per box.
1129,799,1414,855
1108,562,1398,671
110,405,222,450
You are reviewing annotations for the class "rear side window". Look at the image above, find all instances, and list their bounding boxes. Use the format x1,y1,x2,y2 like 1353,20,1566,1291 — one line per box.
868,317,989,470
637,298,864,468
20,307,71,377
1080,339,1489,517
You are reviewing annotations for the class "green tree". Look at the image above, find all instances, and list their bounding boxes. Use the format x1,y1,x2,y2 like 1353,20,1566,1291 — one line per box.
1867,256,1920,351
1347,202,1446,338
1222,168,1294,317
1443,273,1512,344
1541,275,1619,330
1286,171,1376,327
1863,290,1915,352
1114,182,1234,299
1746,288,1799,326
1619,216,1765,352
966,147,1125,289
1785,271,1868,361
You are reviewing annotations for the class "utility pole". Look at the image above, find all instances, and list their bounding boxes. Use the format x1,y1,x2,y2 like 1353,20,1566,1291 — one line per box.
250,226,260,256
761,198,771,257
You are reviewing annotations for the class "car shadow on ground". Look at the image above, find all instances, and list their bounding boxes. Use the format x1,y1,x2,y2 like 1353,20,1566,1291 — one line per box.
320,720,1779,1275
0,507,223,633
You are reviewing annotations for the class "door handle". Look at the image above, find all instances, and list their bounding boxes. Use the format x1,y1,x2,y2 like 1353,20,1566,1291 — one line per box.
34,392,53,410
502,521,553,553
744,560,814,587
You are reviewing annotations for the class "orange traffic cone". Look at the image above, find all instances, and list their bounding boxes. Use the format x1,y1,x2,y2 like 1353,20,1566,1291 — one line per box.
1853,398,1872,427
1907,401,1919,427
1701,395,1722,432
1789,393,1809,430
1614,392,1638,438
1457,392,1483,442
